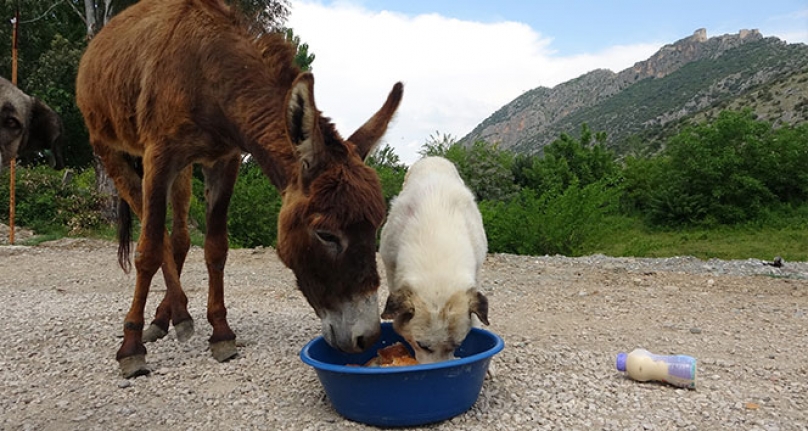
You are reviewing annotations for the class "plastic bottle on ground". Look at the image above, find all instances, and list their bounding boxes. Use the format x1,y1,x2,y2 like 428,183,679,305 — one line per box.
615,348,697,389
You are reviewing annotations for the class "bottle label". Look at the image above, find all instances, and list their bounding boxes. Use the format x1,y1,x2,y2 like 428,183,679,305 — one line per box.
650,354,697,388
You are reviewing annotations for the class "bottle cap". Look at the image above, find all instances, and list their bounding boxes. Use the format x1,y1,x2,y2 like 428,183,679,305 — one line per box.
616,352,627,371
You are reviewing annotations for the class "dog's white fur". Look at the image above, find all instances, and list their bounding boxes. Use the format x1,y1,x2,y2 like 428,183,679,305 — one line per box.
380,156,489,364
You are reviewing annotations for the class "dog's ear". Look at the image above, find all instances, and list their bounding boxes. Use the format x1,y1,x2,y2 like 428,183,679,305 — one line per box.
468,289,489,326
382,288,414,321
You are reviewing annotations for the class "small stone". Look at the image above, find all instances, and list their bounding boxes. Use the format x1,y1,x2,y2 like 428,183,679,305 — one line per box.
117,380,131,389
689,327,702,334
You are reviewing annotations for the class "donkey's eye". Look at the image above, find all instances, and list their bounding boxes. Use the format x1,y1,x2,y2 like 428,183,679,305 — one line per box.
416,341,433,353
314,230,344,256
315,230,340,244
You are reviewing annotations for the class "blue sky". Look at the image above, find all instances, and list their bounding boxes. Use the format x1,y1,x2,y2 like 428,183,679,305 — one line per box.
288,1,808,164
353,0,808,53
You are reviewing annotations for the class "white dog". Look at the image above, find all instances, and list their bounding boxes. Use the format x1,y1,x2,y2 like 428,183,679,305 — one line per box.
380,156,489,364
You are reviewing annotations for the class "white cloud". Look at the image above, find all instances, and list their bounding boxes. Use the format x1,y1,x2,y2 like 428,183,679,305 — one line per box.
769,29,808,45
287,2,661,164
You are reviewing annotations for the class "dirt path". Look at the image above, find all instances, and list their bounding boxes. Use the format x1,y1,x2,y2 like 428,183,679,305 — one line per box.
1,239,806,430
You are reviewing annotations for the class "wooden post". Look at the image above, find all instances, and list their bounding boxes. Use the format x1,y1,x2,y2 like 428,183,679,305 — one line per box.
9,8,18,245
9,164,15,245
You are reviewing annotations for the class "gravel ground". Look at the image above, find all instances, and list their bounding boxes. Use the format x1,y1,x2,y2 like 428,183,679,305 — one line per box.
1,238,806,431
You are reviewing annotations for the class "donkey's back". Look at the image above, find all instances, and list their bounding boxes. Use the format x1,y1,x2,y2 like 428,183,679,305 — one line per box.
77,0,295,159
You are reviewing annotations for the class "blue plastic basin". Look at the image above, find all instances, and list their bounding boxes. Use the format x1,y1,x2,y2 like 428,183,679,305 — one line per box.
300,322,504,427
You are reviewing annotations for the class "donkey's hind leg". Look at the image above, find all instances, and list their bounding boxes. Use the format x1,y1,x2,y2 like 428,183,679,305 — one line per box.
143,167,194,343
93,145,153,377
117,144,188,378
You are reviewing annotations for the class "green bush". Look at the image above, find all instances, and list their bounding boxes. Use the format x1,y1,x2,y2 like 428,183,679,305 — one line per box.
0,166,106,235
480,180,619,256
623,110,808,227
189,161,282,248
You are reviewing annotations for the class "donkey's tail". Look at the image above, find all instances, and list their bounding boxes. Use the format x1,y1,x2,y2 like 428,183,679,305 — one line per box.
117,197,133,273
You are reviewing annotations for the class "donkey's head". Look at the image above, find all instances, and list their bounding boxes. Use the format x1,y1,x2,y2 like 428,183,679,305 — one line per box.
277,73,402,353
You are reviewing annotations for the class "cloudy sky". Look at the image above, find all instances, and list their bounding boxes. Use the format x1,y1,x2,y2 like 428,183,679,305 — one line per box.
286,1,808,164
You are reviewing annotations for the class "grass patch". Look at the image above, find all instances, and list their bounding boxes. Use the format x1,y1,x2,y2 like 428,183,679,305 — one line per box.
591,215,808,261
16,233,64,246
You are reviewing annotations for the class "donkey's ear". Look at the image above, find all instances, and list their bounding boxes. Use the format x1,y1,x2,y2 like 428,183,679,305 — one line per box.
286,73,322,174
348,82,403,160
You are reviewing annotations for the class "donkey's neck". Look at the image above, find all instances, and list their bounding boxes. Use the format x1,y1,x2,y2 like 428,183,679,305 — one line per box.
218,66,300,191
231,91,297,190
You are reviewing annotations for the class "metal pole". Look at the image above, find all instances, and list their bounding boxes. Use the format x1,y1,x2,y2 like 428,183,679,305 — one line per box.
9,8,18,245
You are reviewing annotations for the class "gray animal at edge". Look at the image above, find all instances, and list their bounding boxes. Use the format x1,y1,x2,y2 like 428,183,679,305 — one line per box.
0,76,63,173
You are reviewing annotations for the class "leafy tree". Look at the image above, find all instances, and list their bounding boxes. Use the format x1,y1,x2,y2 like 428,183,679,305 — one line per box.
418,133,518,202
1,1,92,168
366,143,406,207
1,1,86,81
542,124,617,187
232,0,290,35
284,28,315,71
26,34,93,168
753,123,808,203
513,124,619,195
418,131,456,158
658,110,775,224
623,109,808,227
619,154,666,215
448,140,518,202
79,0,138,38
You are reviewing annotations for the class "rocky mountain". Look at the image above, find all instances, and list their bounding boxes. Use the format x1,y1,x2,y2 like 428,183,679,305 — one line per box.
461,29,808,156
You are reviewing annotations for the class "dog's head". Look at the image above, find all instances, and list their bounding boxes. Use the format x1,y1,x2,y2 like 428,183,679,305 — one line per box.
381,286,489,364
0,77,63,172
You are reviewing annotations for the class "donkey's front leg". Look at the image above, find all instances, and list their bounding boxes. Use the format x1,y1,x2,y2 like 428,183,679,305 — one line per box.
142,230,194,343
202,155,241,362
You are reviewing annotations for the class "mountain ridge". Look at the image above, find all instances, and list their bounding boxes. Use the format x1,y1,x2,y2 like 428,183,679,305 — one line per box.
461,29,808,155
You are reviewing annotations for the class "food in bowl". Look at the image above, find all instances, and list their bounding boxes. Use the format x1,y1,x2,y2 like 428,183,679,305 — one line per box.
362,342,419,367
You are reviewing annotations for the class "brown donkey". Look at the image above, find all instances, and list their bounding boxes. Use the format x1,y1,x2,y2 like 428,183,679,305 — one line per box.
76,0,402,378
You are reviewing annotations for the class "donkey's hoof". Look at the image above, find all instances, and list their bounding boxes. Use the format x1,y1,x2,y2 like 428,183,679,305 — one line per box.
142,324,168,343
174,319,195,342
210,339,238,363
119,355,150,379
